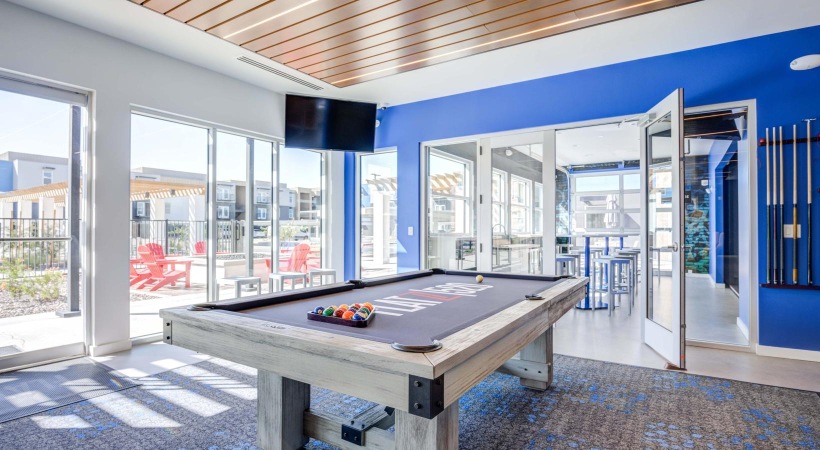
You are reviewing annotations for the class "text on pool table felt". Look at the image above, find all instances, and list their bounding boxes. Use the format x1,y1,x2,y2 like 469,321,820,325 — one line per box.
366,282,494,316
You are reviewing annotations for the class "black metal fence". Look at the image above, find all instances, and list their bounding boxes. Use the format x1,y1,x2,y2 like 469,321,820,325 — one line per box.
0,218,253,278
129,219,242,258
0,219,70,278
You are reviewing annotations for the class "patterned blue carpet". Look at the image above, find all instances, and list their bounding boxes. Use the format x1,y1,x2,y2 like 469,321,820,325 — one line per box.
0,355,816,449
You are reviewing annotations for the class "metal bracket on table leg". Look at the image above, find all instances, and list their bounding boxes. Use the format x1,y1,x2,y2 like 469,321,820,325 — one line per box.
341,405,395,446
408,374,445,419
163,320,173,344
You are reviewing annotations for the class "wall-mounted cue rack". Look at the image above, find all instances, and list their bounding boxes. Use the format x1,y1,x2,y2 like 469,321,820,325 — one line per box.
759,122,820,290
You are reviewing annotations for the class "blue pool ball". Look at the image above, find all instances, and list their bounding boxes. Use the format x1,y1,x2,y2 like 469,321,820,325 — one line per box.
313,306,324,315
352,314,365,321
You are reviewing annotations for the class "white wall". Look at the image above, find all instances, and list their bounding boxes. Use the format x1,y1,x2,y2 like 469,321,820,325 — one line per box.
0,1,288,356
14,160,68,190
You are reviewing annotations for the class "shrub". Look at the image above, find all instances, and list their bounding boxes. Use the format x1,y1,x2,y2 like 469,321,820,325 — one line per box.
0,258,28,299
37,270,63,301
0,259,64,301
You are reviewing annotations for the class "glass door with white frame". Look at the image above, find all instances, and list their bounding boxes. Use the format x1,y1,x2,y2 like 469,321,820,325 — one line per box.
642,89,686,369
426,142,478,271
486,132,547,274
359,150,397,278
0,79,87,369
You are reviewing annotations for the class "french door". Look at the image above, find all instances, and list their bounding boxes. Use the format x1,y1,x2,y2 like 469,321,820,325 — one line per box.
424,134,550,274
641,89,686,369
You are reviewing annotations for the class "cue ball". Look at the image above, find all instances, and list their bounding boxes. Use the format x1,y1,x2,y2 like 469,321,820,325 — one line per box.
476,275,484,283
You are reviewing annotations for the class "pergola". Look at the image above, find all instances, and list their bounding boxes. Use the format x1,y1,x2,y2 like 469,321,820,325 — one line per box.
0,179,206,205
366,173,461,195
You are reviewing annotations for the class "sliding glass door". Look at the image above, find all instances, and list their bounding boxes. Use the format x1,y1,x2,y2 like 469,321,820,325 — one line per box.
129,113,280,337
129,114,209,338
0,77,88,370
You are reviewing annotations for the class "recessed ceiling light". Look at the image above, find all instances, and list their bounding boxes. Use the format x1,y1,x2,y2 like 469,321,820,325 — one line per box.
224,0,320,40
331,0,668,85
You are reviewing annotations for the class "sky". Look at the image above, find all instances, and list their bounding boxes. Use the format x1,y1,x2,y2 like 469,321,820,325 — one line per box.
0,90,70,158
0,89,321,190
132,113,321,189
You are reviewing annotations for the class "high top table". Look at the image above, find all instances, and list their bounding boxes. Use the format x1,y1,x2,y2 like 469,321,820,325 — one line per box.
575,233,639,310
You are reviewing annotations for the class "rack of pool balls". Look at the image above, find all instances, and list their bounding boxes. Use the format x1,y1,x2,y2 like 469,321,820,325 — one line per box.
307,302,376,327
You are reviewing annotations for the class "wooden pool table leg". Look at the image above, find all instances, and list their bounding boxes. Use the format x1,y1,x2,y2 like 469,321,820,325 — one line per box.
519,326,554,390
257,369,310,450
394,402,458,450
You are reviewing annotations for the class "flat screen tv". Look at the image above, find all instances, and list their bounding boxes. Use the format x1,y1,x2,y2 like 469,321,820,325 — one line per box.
285,94,376,152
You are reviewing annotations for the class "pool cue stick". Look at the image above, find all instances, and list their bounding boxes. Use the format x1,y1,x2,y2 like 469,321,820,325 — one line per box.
807,118,816,285
793,124,798,284
780,126,785,284
773,129,779,284
766,128,771,284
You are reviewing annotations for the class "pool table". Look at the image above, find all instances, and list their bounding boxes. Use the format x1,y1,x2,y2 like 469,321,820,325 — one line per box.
160,269,587,450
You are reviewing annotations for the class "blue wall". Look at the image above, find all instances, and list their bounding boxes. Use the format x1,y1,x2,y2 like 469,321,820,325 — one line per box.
353,25,820,352
708,140,735,285
0,160,13,192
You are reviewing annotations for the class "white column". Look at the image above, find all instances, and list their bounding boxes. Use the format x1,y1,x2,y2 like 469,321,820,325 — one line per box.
0,201,12,237
149,197,166,246
19,199,33,236
39,196,55,236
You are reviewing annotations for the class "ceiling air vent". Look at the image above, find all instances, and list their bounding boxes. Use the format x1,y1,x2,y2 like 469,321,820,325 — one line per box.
237,56,323,91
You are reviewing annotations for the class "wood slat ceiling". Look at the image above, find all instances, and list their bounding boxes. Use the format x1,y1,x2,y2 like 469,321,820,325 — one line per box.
130,0,700,88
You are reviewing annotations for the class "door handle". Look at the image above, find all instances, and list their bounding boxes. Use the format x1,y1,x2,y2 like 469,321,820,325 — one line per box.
650,244,679,252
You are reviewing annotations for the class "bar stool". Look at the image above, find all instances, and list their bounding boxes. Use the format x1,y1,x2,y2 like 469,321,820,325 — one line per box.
308,268,337,287
555,255,577,276
615,249,640,308
269,272,308,292
561,253,581,276
590,256,633,316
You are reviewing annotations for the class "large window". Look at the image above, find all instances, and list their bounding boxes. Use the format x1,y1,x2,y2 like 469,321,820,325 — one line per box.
359,150,397,278
571,171,641,238
491,169,506,233
129,113,208,338
278,148,324,276
427,143,477,271
510,175,531,234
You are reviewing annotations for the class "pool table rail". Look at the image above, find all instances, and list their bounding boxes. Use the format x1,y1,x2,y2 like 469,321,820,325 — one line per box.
160,274,588,450
161,307,435,410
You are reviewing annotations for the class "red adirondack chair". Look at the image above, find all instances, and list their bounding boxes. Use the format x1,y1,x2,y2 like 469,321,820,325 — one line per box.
286,242,311,273
129,259,150,287
136,245,188,291
145,243,167,260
